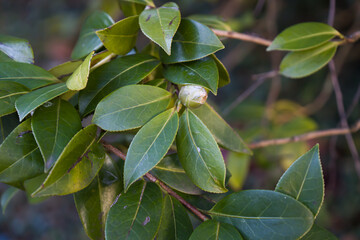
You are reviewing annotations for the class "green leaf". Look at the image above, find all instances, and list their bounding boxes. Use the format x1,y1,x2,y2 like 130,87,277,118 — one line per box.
151,154,203,195
0,62,59,90
0,34,34,63
105,181,163,240
71,11,114,59
209,190,314,240
279,41,338,79
226,152,250,191
66,51,93,90
188,15,232,31
300,224,337,240
160,19,224,64
164,56,219,94
139,2,181,55
15,83,69,121
118,1,145,17
275,145,324,217
79,54,160,116
48,60,83,80
0,119,43,188
31,98,82,171
176,109,227,193
212,54,230,88
0,81,29,117
120,0,155,7
97,16,139,55
267,22,342,51
93,85,172,131
32,125,103,197
189,220,243,240
192,103,250,154
1,186,20,214
74,154,123,240
157,195,193,240
124,109,178,190
0,114,19,144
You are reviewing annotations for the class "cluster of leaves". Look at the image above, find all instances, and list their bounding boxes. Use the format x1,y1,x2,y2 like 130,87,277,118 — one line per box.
267,22,344,78
0,0,342,239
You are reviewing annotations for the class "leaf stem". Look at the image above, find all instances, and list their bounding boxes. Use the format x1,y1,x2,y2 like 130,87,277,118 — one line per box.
102,142,209,221
212,29,272,46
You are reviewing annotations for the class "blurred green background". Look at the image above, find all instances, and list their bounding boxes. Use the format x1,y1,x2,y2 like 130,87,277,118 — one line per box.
0,0,360,239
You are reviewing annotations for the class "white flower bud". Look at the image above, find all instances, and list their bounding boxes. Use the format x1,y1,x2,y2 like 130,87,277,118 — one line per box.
179,85,208,108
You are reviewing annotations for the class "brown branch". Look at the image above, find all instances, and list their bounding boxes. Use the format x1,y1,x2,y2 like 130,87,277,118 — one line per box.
328,60,360,178
248,120,360,149
102,143,209,222
212,29,272,46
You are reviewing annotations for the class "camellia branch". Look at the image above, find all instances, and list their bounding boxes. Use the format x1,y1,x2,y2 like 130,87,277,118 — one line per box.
249,120,360,149
102,143,209,222
212,29,272,46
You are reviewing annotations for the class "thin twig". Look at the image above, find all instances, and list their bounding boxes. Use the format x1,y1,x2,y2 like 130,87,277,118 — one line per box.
222,70,278,116
249,120,360,149
328,60,360,178
328,0,336,26
212,29,272,46
102,143,209,221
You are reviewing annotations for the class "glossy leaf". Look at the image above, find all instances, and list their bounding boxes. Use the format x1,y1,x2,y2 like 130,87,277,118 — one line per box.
105,181,163,240
151,154,203,195
66,51,93,90
189,220,243,240
209,190,314,240
192,103,250,154
0,62,59,90
0,119,43,188
164,56,219,94
32,98,82,171
71,11,114,59
49,60,83,80
96,16,139,56
139,2,181,55
1,186,20,214
157,195,193,240
0,81,29,117
0,114,19,144
275,145,324,216
188,15,232,31
15,83,69,121
124,109,178,190
119,1,145,17
212,54,230,88
160,19,224,64
0,34,34,63
227,152,250,191
93,85,172,131
32,125,102,197
280,41,338,79
176,109,227,193
301,224,337,240
120,0,155,7
79,54,160,116
267,22,341,51
74,154,123,240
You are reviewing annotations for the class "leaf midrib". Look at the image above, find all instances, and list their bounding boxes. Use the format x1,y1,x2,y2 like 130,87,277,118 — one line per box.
96,94,170,120
185,110,219,186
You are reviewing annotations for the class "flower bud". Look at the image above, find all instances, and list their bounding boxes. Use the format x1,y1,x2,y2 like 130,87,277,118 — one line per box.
179,85,208,108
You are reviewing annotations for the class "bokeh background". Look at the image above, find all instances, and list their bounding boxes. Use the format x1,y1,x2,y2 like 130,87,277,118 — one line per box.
0,0,359,239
